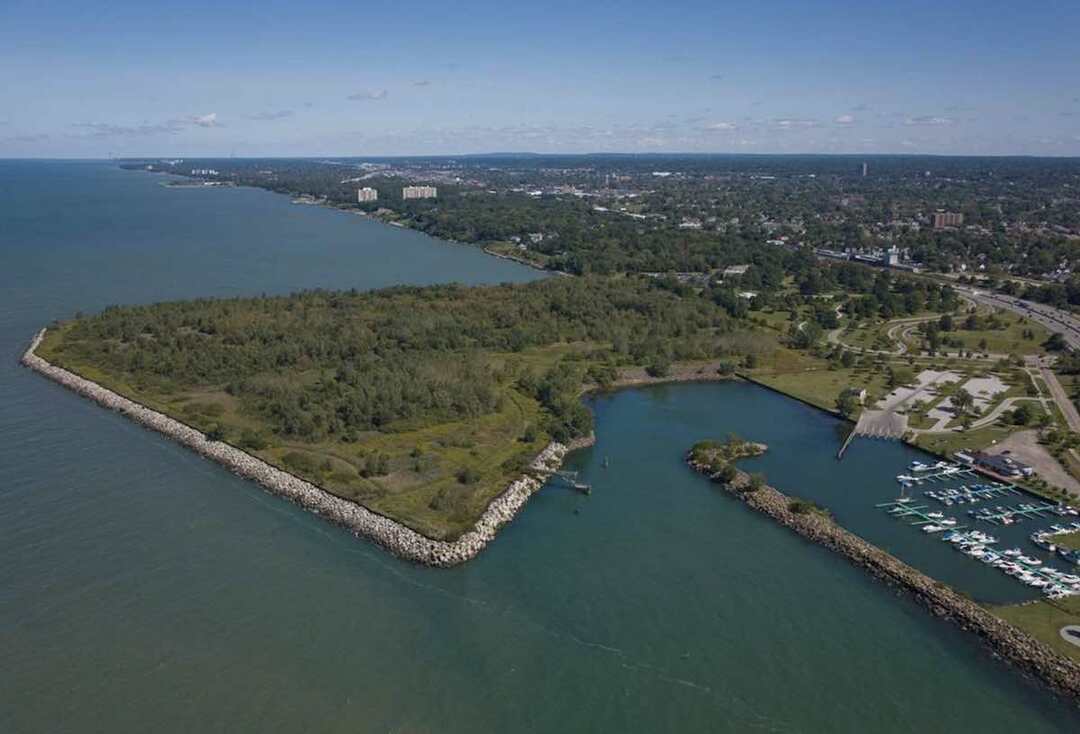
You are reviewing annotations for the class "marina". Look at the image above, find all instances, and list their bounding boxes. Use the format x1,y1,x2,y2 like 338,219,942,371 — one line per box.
897,461,978,484
924,483,1022,506
968,502,1066,526
883,462,1080,599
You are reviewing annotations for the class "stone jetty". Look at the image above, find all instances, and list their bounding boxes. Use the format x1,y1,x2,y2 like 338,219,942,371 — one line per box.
20,328,574,567
687,453,1080,702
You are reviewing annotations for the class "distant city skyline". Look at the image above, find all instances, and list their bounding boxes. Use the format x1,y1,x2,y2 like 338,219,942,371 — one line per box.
1,0,1078,158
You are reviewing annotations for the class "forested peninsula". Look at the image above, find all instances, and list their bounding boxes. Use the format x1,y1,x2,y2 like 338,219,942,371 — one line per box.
34,276,772,541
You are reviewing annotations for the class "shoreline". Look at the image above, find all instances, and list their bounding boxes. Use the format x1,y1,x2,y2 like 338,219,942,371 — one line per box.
20,328,593,567
152,168,558,276
685,456,1080,703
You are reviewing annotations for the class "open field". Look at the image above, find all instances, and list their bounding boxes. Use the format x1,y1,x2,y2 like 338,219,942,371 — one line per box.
752,367,882,413
993,596,1080,664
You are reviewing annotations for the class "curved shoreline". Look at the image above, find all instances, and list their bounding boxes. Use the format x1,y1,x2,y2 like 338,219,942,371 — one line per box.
20,329,589,567
686,456,1080,702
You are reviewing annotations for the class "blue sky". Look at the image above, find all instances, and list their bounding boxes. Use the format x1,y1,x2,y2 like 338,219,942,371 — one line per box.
1,0,1078,157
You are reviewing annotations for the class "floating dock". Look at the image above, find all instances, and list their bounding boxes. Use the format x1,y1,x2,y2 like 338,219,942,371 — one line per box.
877,500,965,530
925,483,1022,505
971,502,1061,525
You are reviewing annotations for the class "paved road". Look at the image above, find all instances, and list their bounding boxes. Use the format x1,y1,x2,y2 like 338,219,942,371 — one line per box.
959,287,1080,351
1039,362,1080,431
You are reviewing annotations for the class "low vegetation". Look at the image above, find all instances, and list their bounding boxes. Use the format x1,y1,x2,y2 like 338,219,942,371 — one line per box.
688,435,768,490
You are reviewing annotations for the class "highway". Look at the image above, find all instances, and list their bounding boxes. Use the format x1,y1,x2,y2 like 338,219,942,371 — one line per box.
957,287,1080,351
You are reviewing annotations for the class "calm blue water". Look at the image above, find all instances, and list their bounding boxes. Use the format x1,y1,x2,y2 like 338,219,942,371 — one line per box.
1,161,1077,732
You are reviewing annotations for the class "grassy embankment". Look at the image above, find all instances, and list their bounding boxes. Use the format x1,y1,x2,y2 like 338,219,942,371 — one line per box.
993,596,1080,664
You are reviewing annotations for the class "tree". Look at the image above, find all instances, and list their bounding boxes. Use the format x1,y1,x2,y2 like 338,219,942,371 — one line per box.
887,366,914,388
1010,403,1034,425
952,388,974,416
646,356,672,378
1044,333,1068,352
835,388,861,419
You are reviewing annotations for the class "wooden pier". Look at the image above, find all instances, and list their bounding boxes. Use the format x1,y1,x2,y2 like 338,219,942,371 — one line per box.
552,470,591,494
876,500,966,530
924,483,1022,504
903,468,978,483
972,502,1060,524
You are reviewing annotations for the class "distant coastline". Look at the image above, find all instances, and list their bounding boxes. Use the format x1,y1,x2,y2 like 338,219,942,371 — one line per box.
148,166,556,275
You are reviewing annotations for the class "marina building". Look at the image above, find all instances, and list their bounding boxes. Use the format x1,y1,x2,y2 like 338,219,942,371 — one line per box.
966,451,1034,479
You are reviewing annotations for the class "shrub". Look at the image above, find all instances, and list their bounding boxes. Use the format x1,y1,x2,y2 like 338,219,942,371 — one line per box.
456,466,481,485
239,429,269,450
282,451,317,473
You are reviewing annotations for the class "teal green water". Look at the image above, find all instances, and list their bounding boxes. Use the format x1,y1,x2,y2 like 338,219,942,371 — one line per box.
1,162,1077,732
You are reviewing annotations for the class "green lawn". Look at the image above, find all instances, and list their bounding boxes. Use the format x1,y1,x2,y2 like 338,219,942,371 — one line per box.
942,314,1050,356
752,366,886,414
1057,531,1080,551
993,596,1080,664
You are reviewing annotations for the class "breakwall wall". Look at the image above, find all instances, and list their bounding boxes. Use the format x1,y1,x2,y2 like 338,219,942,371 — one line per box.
686,455,1080,702
21,329,570,567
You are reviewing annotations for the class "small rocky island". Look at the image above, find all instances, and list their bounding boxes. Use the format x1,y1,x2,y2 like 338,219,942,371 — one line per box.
686,436,768,486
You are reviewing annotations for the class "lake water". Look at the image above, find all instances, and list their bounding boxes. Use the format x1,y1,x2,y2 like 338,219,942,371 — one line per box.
1,161,1077,732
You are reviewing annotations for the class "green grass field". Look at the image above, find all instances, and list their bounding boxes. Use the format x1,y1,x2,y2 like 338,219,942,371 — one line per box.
1057,531,1080,551
993,596,1080,664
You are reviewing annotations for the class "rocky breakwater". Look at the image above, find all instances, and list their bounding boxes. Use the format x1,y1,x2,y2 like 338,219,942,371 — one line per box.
687,452,1080,702
20,328,573,567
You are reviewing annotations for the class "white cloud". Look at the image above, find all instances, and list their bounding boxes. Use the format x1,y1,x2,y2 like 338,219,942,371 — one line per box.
903,115,954,127
412,80,432,87
834,114,856,125
71,113,222,138
347,89,388,101
247,110,294,121
773,118,819,129
5,132,49,143
706,121,737,130
73,121,184,137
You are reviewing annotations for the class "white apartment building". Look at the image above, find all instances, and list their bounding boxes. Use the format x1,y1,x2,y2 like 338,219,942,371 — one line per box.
357,187,378,203
402,185,437,200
